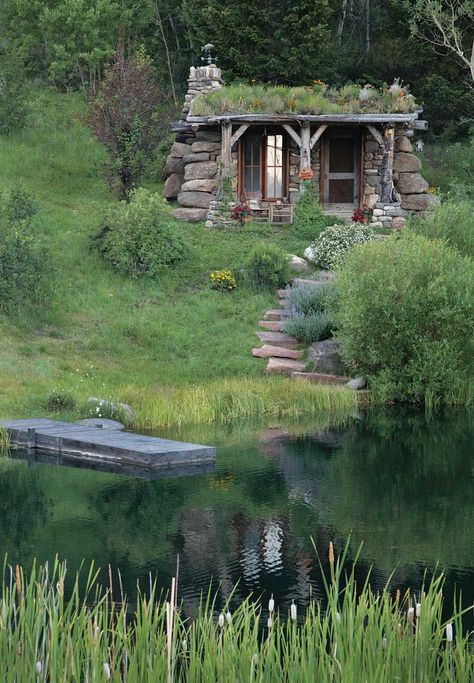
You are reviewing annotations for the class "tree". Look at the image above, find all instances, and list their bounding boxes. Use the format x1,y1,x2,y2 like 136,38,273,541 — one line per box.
409,1,474,86
87,46,162,199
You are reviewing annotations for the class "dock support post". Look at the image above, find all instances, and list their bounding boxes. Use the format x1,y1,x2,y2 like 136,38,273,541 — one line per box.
27,428,36,450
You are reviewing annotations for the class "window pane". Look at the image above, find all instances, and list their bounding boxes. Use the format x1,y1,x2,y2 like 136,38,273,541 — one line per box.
253,167,260,190
275,148,283,166
245,167,252,191
267,143,275,165
267,168,275,197
329,179,354,203
275,173,282,198
276,135,283,149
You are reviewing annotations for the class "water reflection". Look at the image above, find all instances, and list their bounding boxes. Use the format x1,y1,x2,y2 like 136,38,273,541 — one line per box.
0,408,472,623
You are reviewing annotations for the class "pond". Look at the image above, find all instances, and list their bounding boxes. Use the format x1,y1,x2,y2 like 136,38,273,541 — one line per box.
2,408,474,624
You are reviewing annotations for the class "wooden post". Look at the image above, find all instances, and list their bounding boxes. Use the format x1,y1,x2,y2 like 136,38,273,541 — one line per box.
221,119,232,177
380,125,395,204
299,121,311,172
27,428,36,450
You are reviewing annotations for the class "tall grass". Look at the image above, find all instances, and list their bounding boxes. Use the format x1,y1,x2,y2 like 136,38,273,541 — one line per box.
122,377,358,428
0,427,10,456
1,546,473,682
409,199,474,259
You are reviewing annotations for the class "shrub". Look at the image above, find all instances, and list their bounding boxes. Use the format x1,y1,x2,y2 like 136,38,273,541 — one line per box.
97,188,186,278
311,222,375,270
293,181,343,239
284,313,333,344
209,269,237,292
246,244,289,289
409,200,474,259
335,233,474,403
285,282,336,317
0,56,28,135
45,390,77,412
2,187,39,223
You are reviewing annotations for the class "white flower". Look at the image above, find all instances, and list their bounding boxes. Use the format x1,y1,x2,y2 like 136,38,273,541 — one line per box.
218,613,225,629
268,594,275,614
446,623,453,642
226,611,232,624
103,662,111,680
290,601,297,621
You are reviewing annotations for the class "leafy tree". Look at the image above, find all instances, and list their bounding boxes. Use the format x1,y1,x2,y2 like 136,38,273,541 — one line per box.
0,51,28,135
87,46,162,198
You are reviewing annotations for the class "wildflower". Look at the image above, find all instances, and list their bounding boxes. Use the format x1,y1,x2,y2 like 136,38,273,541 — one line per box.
218,613,225,629
290,601,297,621
226,611,232,624
268,594,275,614
416,602,421,618
446,623,453,642
103,662,111,680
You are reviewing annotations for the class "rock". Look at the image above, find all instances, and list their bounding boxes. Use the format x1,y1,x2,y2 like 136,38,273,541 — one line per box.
77,418,125,430
87,397,135,423
308,339,345,375
292,371,349,385
365,193,380,209
177,191,214,209
205,219,214,228
393,152,422,173
372,208,384,217
346,377,367,390
183,152,210,164
180,178,219,193
266,357,306,375
365,168,379,176
172,207,208,222
365,175,381,187
184,161,218,181
289,255,309,272
395,135,413,153
255,331,298,349
365,140,380,153
395,172,429,194
163,173,184,199
170,141,192,158
392,216,407,228
252,345,304,360
259,320,285,331
400,193,437,211
164,155,185,175
303,246,316,262
192,141,221,153
384,206,404,217
195,130,222,142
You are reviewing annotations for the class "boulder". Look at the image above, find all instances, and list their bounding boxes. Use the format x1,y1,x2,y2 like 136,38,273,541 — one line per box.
178,191,214,209
392,216,407,228
170,141,192,158
303,246,316,262
183,152,210,164
393,152,422,173
401,193,437,212
184,161,218,181
395,135,413,153
308,339,345,375
195,130,222,142
77,418,125,430
365,175,381,187
163,173,184,199
180,178,219,193
365,140,380,153
396,172,429,194
87,397,135,423
192,141,221,153
289,255,310,272
346,377,367,390
172,207,208,222
164,155,185,175
365,193,380,209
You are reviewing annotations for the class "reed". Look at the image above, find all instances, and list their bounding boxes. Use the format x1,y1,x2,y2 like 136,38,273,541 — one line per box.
0,547,472,682
0,427,10,456
122,377,358,429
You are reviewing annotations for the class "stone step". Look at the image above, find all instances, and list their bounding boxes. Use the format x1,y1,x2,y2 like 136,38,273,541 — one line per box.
255,331,299,348
277,289,289,298
252,345,304,360
266,358,306,375
293,274,334,286
291,372,350,385
259,320,285,332
279,299,289,308
264,309,288,321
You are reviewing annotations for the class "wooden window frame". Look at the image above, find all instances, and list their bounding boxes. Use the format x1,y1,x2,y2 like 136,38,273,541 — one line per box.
238,129,289,202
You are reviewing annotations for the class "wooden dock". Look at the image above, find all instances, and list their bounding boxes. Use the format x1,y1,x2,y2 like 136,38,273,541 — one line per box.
0,419,216,471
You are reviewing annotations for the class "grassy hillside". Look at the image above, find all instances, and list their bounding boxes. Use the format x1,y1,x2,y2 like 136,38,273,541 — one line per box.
0,89,356,425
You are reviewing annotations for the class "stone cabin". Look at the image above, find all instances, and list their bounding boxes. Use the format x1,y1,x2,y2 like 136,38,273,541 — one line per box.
164,65,433,228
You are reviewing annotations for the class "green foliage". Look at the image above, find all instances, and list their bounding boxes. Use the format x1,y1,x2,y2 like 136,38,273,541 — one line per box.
284,313,333,344
311,222,375,270
292,181,343,240
209,269,237,292
409,200,474,258
45,390,77,413
246,243,289,289
0,52,28,135
150,133,176,181
336,234,474,403
420,139,474,200
97,188,186,278
285,282,335,317
419,74,473,139
2,187,38,223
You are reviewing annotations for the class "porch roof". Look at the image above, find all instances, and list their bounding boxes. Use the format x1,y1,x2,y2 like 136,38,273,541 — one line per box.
171,112,427,133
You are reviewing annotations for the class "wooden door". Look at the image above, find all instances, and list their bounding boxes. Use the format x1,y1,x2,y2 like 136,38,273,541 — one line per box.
322,131,361,211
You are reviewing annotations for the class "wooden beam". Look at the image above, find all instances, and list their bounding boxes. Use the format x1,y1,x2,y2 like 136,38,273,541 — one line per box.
221,121,232,177
230,123,250,148
380,125,396,204
299,123,311,171
282,124,301,148
309,124,328,149
366,124,384,147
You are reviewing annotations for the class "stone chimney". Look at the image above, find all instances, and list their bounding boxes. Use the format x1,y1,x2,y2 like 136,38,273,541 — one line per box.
181,64,223,120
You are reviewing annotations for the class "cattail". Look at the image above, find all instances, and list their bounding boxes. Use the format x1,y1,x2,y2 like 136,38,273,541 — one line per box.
218,613,225,629
382,636,387,651
36,661,42,673
226,611,232,624
397,623,402,638
290,601,297,621
395,589,400,604
15,565,21,604
181,639,187,652
446,623,453,642
407,607,415,623
251,653,259,666
335,611,341,622
416,602,421,618
267,616,273,629
268,594,275,614
329,542,334,567
103,662,111,680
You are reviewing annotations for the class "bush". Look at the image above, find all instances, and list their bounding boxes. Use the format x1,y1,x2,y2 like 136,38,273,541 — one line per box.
45,390,77,412
335,233,474,403
409,200,474,259
246,243,289,289
311,222,375,270
97,188,186,278
293,181,344,239
209,269,237,292
285,281,336,317
2,187,39,223
0,57,28,135
284,313,333,344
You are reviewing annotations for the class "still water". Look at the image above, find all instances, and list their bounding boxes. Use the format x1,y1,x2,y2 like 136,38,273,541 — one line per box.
3,408,474,620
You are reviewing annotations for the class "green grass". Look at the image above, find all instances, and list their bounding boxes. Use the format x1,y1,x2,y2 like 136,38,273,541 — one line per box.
1,546,473,682
0,87,354,425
